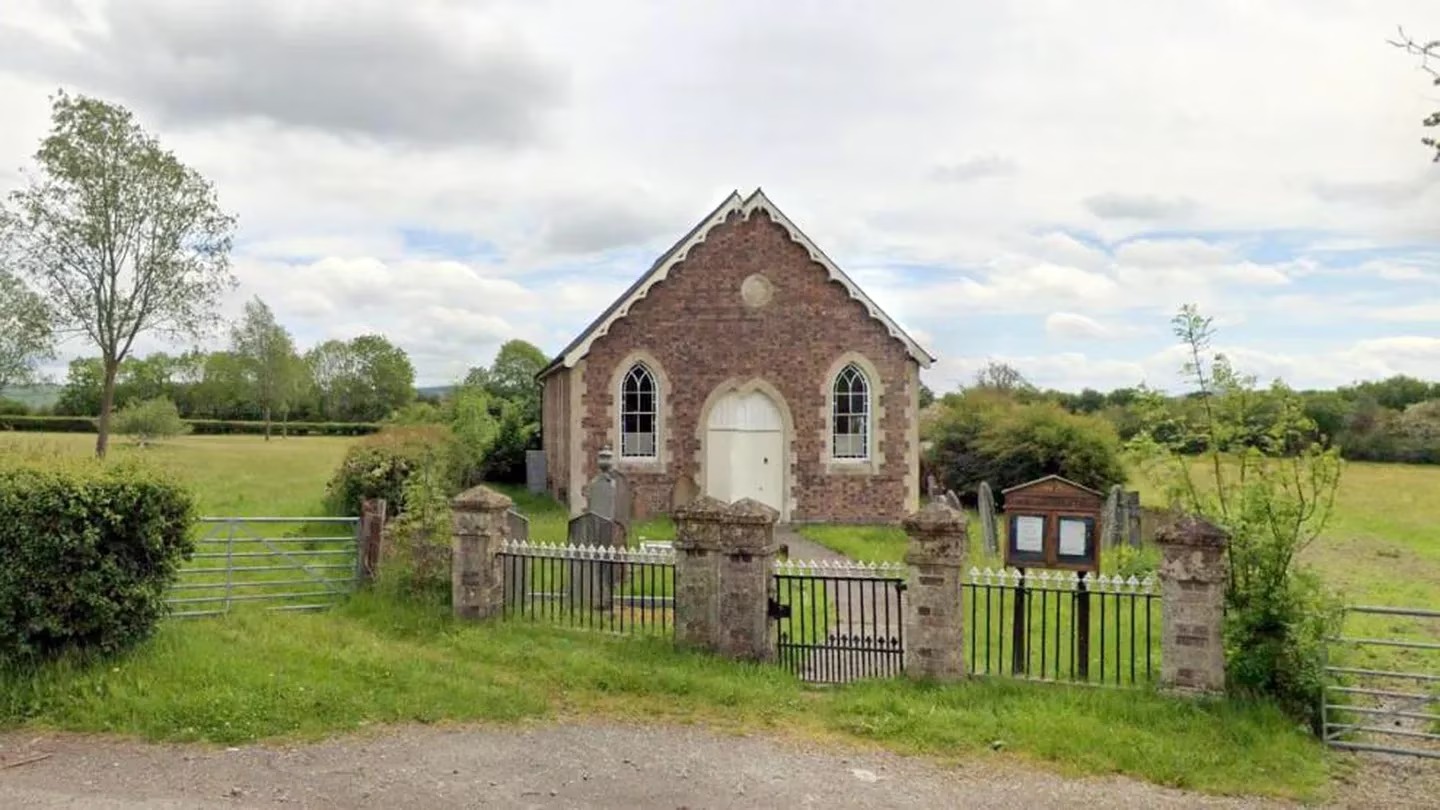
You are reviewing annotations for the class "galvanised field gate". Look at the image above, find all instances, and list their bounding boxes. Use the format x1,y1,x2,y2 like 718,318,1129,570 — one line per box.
167,516,362,617
772,559,906,683
1323,604,1440,759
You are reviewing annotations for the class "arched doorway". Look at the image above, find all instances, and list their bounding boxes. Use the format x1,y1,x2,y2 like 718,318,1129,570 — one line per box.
703,387,786,515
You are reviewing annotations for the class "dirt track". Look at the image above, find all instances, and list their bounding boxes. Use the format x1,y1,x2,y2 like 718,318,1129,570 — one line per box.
2,721,1435,809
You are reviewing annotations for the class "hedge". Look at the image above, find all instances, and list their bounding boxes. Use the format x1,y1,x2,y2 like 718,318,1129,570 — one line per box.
0,415,379,436
0,458,195,665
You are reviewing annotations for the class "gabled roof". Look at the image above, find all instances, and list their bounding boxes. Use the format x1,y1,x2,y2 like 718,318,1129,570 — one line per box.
539,188,935,379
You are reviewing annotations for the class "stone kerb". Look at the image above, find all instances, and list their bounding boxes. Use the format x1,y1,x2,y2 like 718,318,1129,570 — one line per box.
1154,515,1229,695
451,484,513,621
901,501,968,680
673,496,780,661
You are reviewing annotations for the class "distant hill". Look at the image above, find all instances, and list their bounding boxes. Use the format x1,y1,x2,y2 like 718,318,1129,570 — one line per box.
416,385,456,400
1,383,62,409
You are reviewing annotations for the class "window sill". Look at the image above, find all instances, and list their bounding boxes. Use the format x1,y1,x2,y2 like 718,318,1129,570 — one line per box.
824,460,879,476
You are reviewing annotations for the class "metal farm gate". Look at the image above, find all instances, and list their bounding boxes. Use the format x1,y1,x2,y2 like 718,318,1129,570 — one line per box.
1323,604,1440,759
166,516,362,617
772,559,906,683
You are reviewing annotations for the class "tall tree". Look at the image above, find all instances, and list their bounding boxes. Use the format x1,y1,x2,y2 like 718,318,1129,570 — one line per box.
482,339,547,414
231,297,303,439
305,335,414,421
0,92,235,456
0,270,53,391
54,356,104,416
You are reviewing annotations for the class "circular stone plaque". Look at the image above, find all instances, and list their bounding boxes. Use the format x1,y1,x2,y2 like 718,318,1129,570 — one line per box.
740,273,774,309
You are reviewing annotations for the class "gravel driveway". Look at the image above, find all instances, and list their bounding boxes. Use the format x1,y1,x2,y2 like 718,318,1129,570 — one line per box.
4,721,1433,809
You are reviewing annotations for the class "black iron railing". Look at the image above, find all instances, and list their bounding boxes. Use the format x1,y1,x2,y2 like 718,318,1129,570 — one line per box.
964,567,1159,686
773,560,906,684
497,541,675,637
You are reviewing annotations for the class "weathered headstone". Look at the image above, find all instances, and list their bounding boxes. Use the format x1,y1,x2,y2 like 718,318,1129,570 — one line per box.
943,489,962,512
1102,485,1123,548
586,446,632,545
525,450,547,495
1125,491,1142,548
567,512,618,610
977,481,999,555
925,474,941,504
506,508,529,543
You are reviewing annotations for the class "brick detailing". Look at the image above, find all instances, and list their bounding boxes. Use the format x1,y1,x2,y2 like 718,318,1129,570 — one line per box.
573,211,919,522
901,501,968,680
1154,516,1229,694
672,496,779,662
450,484,513,620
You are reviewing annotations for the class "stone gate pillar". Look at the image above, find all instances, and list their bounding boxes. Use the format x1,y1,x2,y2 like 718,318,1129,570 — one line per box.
1154,516,1229,694
451,484,513,620
901,501,968,680
673,496,779,661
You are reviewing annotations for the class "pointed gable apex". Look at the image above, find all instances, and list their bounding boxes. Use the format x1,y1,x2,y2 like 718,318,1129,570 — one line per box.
539,188,935,378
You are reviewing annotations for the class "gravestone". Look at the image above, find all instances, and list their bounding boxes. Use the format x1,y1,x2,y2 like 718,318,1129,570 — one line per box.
943,489,962,512
1102,485,1123,548
525,450,547,495
506,508,530,543
567,512,619,610
1125,491,1143,548
926,474,941,504
977,481,999,555
586,446,632,546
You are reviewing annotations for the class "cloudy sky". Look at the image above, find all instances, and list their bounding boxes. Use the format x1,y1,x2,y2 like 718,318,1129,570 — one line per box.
2,0,1438,392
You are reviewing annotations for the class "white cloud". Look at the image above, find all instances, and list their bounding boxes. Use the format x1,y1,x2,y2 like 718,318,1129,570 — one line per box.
2,0,1439,387
1045,312,1140,342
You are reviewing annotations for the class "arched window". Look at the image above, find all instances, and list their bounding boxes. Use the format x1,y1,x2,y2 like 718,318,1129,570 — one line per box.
620,363,658,458
832,363,870,460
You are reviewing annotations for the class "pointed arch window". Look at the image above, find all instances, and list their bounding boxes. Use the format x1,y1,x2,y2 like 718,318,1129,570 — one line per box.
832,364,870,460
620,363,658,458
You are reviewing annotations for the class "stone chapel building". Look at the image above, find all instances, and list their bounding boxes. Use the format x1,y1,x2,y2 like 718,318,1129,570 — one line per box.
538,189,934,523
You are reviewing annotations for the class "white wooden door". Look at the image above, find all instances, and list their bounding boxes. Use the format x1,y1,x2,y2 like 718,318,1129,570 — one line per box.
705,390,784,513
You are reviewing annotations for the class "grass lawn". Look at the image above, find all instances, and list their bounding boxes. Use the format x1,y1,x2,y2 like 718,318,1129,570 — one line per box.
0,593,1329,800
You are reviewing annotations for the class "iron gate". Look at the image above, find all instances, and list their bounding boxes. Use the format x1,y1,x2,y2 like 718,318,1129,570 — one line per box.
1323,604,1440,759
772,559,906,683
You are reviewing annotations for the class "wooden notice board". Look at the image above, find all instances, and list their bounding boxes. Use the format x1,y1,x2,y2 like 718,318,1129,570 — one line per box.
1000,475,1104,572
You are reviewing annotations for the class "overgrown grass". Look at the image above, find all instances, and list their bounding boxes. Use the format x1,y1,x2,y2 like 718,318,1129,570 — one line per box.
0,593,1329,799
0,432,355,516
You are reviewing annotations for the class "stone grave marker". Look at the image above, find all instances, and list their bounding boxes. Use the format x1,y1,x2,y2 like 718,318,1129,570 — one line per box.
506,508,529,543
525,450,546,494
567,511,618,610
977,481,999,555
1102,485,1123,548
1124,491,1142,548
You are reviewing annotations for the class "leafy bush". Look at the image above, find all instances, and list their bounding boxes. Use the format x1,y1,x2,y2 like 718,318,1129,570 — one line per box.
0,458,195,665
325,425,459,517
1133,306,1342,731
113,397,190,444
377,455,453,602
0,398,29,416
925,389,1126,499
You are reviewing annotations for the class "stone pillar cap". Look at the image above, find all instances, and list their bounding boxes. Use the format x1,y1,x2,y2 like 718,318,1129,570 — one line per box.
725,498,779,525
451,484,513,512
673,495,730,521
1155,515,1228,548
901,500,966,534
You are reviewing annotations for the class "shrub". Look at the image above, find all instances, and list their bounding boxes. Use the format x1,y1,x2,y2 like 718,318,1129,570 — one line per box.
0,398,29,416
325,425,459,517
0,458,195,665
925,389,1126,499
113,397,190,445
377,455,453,602
1133,306,1342,731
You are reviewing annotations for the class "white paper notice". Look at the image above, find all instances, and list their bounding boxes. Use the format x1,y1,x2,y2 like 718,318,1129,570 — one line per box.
1014,516,1044,553
1059,518,1088,557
